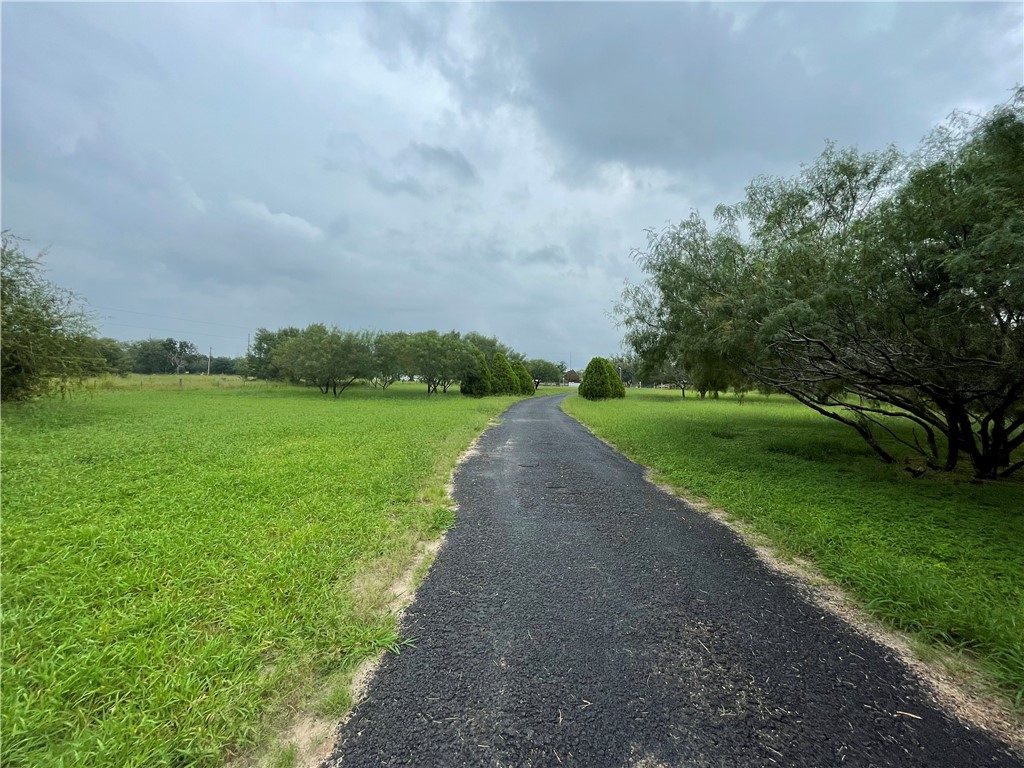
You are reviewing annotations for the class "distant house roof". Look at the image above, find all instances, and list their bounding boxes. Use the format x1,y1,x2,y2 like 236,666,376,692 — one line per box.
564,369,581,383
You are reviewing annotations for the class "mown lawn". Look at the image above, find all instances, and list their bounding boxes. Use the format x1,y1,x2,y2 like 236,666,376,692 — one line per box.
1,380,519,767
563,389,1024,708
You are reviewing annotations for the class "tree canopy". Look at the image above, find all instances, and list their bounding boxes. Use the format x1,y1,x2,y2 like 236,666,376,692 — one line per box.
513,358,536,396
272,324,375,397
619,92,1024,478
1,233,103,400
238,323,539,399
243,327,300,380
525,358,564,384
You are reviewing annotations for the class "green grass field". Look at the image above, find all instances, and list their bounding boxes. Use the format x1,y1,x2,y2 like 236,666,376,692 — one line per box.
563,389,1024,709
1,379,520,767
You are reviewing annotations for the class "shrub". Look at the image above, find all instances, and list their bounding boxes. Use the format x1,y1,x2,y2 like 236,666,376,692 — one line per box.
514,359,535,396
608,359,627,398
579,356,625,400
491,353,518,396
1,232,103,401
460,347,493,397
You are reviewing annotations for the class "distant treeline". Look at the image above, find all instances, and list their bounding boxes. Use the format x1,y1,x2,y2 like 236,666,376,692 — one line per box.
0,253,570,401
242,326,565,397
89,337,241,377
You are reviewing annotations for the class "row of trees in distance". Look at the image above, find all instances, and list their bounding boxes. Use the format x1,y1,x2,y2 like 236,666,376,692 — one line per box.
1,233,243,400
0,239,573,402
245,326,559,397
619,92,1023,478
93,337,240,376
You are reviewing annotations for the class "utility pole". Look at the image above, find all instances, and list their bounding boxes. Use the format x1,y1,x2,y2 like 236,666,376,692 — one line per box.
207,347,212,376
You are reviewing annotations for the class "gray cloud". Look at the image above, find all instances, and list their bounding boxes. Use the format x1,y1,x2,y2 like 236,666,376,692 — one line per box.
507,3,1017,171
405,143,480,185
2,2,1020,367
323,133,428,197
368,2,1021,200
516,246,568,267
359,4,523,113
324,133,477,198
359,4,461,70
366,170,428,199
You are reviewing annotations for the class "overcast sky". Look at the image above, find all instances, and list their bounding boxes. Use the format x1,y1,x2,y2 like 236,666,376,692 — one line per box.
3,2,1021,365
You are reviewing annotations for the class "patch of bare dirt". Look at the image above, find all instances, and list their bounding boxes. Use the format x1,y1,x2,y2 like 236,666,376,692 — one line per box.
277,715,336,768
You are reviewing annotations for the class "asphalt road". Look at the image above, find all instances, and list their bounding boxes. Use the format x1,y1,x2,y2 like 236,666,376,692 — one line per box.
323,394,1020,767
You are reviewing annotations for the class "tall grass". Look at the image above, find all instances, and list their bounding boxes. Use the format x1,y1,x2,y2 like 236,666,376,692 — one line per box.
1,382,518,766
563,389,1024,708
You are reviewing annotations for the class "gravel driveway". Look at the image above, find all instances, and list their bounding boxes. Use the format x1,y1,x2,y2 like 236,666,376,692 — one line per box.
323,394,1019,767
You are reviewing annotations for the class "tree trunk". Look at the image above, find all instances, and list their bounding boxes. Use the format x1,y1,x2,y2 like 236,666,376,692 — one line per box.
924,426,939,464
943,424,960,472
852,421,896,464
971,418,1011,480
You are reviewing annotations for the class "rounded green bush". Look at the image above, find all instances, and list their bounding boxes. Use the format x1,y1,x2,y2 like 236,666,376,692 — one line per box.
460,347,493,397
491,353,518,396
514,360,535,396
579,357,625,400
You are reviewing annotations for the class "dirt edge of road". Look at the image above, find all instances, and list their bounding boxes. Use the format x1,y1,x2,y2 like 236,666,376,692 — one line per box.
286,431,490,768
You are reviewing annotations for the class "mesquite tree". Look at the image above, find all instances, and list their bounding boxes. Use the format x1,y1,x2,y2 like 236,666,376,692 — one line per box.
368,331,408,389
273,324,373,397
620,93,1024,478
